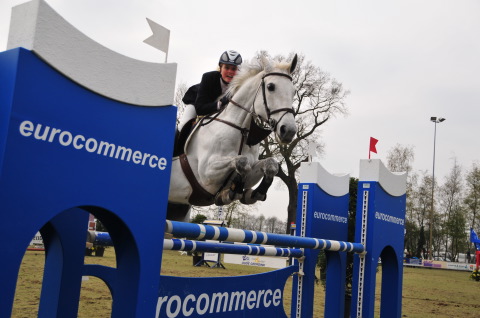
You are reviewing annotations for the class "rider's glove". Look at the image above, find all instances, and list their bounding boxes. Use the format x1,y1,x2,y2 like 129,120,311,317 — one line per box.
217,96,229,110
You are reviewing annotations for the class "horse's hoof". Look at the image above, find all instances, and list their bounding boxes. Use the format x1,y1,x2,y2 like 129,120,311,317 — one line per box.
215,189,236,205
215,198,226,206
252,191,267,201
214,192,226,206
240,196,256,204
240,189,257,205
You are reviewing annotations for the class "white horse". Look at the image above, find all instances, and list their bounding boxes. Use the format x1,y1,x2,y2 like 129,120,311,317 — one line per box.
168,55,298,221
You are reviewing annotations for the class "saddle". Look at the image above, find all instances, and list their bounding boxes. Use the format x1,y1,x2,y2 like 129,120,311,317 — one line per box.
173,118,195,157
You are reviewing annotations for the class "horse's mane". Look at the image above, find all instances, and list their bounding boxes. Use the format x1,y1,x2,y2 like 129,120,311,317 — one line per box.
226,57,292,97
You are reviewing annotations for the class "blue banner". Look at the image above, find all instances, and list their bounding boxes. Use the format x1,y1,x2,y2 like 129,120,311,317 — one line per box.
157,266,297,318
470,228,480,251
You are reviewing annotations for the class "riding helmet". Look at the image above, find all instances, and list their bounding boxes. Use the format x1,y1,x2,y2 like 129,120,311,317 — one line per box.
219,50,242,66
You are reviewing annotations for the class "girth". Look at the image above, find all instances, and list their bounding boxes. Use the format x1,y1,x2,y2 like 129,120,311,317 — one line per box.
179,154,215,206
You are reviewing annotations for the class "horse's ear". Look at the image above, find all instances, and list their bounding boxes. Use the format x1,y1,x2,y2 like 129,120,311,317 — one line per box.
290,54,298,74
261,55,272,72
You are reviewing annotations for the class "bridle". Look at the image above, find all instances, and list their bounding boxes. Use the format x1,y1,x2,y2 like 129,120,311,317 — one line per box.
229,72,295,131
200,71,295,154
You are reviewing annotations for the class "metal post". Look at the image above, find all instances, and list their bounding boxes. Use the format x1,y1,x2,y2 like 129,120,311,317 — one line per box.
429,116,445,260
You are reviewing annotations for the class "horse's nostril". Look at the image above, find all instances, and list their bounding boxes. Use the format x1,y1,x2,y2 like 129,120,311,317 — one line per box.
279,125,295,142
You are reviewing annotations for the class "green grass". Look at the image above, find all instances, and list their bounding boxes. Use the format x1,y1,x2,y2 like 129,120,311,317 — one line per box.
11,248,480,317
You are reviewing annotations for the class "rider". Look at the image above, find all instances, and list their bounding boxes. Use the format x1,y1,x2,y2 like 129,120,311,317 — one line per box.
195,50,242,115
178,50,242,131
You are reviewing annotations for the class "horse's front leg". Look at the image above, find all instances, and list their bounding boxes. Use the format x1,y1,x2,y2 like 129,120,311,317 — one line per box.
241,157,279,205
211,156,251,206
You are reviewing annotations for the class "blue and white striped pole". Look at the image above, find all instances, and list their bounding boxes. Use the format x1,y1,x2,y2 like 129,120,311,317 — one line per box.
165,220,365,254
164,238,304,258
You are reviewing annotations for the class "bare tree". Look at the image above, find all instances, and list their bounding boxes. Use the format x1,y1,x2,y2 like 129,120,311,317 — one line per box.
386,144,420,256
256,214,266,232
412,173,432,227
386,143,414,174
439,158,464,260
259,52,349,232
230,211,260,230
264,216,287,234
386,144,416,220
265,216,278,233
223,201,257,227
387,144,432,257
174,82,188,125
465,162,480,230
189,200,257,227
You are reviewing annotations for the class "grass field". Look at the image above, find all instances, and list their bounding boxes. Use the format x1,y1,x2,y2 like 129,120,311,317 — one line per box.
11,248,480,317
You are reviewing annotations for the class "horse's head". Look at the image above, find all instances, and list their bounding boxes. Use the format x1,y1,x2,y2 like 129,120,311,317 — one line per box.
227,54,298,145
255,54,297,144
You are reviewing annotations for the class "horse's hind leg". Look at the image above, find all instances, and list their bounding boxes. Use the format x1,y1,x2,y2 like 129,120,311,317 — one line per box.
241,158,278,204
214,156,250,205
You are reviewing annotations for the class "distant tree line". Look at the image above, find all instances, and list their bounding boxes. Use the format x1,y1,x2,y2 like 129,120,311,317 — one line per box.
189,202,287,234
387,144,480,262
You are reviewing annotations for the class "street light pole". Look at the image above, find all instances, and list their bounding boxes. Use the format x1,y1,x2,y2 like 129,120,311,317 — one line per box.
428,116,445,260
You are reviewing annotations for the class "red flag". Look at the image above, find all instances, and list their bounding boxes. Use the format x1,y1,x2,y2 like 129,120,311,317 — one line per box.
369,137,378,159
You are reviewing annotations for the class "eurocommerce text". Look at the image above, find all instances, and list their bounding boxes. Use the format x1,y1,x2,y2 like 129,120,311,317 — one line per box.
19,120,168,171
156,288,282,317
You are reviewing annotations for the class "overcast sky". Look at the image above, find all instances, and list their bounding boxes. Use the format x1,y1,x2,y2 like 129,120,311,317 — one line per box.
1,0,479,220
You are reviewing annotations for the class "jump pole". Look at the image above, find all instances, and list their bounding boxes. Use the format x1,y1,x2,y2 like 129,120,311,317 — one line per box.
165,220,365,254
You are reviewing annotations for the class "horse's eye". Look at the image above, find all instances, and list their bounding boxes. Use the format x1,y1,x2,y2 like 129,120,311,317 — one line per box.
267,83,275,91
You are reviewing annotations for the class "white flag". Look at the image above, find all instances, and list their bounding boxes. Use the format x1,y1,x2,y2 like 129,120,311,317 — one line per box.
144,18,170,55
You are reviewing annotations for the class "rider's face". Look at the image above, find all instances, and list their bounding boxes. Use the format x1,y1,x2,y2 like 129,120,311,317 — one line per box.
220,64,238,83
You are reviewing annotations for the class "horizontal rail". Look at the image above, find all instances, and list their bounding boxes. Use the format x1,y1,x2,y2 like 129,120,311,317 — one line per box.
164,238,304,258
165,220,365,254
